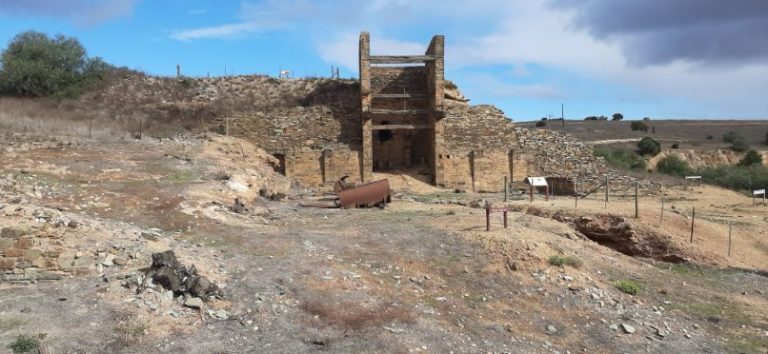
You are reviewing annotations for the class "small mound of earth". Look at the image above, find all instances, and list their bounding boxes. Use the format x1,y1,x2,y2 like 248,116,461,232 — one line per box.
574,215,688,263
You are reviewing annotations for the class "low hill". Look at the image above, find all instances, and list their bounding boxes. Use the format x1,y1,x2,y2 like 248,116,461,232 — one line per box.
518,119,768,150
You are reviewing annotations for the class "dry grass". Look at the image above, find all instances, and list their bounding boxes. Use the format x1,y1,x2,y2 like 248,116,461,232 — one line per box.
301,299,414,331
115,314,148,346
0,97,127,138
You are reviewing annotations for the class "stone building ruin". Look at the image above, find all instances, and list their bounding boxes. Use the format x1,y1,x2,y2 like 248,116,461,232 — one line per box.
224,32,616,192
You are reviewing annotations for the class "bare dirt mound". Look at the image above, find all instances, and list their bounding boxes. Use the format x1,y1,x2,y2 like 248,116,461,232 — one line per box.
573,215,688,262
372,172,443,195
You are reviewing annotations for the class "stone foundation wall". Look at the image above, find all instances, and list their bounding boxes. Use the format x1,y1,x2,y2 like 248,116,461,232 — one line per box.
284,148,362,187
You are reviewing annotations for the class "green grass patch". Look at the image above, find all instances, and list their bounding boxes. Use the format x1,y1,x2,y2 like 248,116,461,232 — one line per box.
614,279,642,295
9,333,46,354
548,255,582,268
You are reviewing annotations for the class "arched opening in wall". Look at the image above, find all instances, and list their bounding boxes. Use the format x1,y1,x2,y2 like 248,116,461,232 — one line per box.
272,153,286,175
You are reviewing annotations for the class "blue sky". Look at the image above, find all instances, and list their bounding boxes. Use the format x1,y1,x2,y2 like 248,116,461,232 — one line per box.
0,0,766,121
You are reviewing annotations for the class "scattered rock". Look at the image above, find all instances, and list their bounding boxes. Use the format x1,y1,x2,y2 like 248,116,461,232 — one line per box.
546,325,557,334
144,250,222,298
184,297,204,309
621,323,636,334
102,254,115,267
214,309,229,320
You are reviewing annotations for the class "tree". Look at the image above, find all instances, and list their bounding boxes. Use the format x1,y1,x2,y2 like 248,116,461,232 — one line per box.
738,150,763,167
0,31,110,97
630,121,649,133
637,137,661,156
656,155,692,177
723,131,744,144
612,113,624,121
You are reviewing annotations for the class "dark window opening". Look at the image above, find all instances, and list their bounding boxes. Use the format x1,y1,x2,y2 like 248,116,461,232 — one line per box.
377,120,392,142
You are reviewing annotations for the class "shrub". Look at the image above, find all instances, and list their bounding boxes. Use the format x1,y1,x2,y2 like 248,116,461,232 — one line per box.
630,121,648,132
548,255,582,268
706,134,714,140
637,137,661,156
612,113,624,121
594,147,646,170
656,155,692,177
731,139,750,152
535,121,546,128
698,164,768,192
738,150,763,167
445,80,458,90
671,143,679,149
614,280,642,295
723,131,743,144
9,333,46,354
0,31,113,98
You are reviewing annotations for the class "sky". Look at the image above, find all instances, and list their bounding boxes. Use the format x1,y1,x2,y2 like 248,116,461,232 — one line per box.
0,0,766,121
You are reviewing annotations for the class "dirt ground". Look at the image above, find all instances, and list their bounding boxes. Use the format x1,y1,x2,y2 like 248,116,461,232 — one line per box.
0,132,767,353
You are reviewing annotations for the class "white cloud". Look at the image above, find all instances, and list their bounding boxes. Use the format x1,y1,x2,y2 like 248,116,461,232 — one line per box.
170,22,265,41
317,32,426,71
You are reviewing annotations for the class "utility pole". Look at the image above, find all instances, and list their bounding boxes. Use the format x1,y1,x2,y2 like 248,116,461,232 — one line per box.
561,103,565,128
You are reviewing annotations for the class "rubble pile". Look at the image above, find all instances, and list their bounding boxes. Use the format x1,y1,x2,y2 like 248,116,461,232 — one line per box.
143,250,222,300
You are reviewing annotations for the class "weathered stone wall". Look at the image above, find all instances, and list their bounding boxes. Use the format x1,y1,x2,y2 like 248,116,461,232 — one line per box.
444,104,518,153
515,127,605,178
284,148,362,187
370,67,427,96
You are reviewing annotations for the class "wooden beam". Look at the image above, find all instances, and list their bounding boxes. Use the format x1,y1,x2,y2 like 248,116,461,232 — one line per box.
372,93,428,99
372,124,429,130
370,108,431,115
368,55,437,64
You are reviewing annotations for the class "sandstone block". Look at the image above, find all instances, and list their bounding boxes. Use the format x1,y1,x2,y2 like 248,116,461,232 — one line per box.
0,258,16,270
14,238,32,250
0,239,13,252
23,249,43,262
4,249,23,257
1,227,27,239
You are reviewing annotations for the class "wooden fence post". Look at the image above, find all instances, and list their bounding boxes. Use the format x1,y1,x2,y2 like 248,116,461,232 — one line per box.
504,176,508,202
634,181,639,218
660,199,665,224
727,222,732,257
690,207,696,243
485,203,491,231
574,178,578,208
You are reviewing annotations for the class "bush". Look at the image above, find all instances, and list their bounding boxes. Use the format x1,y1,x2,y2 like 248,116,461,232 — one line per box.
535,121,546,128
656,155,692,177
548,255,582,268
637,137,661,156
9,333,46,354
731,139,750,152
671,143,679,149
738,150,763,167
0,31,112,98
698,164,768,192
612,113,624,121
723,131,743,144
614,280,642,295
594,147,646,170
630,121,648,132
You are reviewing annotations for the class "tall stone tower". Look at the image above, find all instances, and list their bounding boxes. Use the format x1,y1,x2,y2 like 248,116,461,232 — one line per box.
358,32,445,184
